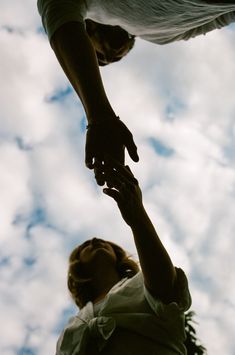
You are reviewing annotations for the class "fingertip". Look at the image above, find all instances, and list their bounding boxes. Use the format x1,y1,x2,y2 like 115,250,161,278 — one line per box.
103,188,112,197
97,179,105,186
131,153,139,162
134,156,139,162
86,163,94,169
126,143,139,163
85,156,94,169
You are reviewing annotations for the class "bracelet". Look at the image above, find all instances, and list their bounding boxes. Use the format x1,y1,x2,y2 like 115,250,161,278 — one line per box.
86,116,120,129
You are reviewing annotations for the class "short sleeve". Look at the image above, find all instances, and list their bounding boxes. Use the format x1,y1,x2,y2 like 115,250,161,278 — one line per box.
37,0,87,41
144,267,192,318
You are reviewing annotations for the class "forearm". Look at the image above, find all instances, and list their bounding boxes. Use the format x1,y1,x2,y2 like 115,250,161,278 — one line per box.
130,207,176,302
50,21,116,123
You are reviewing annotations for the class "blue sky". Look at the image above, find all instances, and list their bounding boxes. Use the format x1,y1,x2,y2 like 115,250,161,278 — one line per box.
1,1,235,354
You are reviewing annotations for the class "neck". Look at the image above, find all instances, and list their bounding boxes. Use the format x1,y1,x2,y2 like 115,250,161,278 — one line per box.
91,267,121,303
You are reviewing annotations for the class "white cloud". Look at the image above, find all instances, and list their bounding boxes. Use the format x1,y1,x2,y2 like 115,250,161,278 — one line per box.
1,4,235,354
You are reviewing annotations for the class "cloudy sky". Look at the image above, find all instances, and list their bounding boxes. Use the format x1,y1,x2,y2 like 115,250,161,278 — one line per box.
1,1,235,354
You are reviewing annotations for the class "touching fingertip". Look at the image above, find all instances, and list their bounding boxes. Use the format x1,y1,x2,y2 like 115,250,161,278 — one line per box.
132,156,139,162
85,161,93,169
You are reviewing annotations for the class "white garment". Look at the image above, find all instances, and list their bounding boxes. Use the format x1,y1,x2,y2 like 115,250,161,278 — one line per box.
56,268,192,355
38,0,235,43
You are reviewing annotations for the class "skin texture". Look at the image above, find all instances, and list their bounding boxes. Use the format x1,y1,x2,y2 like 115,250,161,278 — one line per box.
50,21,139,183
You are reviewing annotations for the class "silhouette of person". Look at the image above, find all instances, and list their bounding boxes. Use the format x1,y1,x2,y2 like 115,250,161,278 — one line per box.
56,161,195,354
37,0,235,184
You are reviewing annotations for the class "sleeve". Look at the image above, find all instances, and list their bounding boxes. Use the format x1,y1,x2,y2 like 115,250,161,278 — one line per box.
143,267,192,317
37,0,87,41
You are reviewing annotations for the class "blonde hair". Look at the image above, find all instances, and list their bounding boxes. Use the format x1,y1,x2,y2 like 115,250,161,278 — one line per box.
67,239,139,308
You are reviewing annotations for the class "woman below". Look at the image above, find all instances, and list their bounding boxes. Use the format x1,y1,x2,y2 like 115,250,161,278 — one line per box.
56,161,194,354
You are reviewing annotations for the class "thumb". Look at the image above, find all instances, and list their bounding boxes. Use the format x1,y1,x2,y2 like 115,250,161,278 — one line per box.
103,188,121,204
126,136,139,162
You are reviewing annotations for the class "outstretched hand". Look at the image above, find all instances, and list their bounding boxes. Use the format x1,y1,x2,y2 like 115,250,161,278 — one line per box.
102,159,144,227
85,118,139,185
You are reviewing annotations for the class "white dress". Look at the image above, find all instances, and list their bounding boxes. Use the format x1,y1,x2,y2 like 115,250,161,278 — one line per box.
38,0,235,43
56,268,192,355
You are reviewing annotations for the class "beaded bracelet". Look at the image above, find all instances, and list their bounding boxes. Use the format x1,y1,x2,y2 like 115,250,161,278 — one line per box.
86,116,120,129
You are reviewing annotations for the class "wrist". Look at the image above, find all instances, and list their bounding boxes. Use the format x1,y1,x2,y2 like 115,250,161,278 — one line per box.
86,116,120,129
128,205,148,228
87,106,118,124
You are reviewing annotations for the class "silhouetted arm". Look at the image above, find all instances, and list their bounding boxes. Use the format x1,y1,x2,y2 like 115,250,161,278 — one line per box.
129,202,177,303
49,22,138,178
51,22,115,124
103,161,177,303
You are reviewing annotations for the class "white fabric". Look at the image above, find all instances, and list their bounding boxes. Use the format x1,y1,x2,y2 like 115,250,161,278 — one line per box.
38,0,235,43
56,268,192,355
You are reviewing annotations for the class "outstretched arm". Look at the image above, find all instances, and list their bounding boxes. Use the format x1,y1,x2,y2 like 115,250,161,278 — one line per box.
103,160,177,303
49,22,139,181
51,21,115,124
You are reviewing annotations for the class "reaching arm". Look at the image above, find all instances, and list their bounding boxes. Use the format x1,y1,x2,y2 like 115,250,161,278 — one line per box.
51,21,115,123
49,21,139,177
129,204,177,303
103,160,177,303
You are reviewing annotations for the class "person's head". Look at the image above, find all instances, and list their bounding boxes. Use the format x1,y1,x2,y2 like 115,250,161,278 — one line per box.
85,19,135,66
67,238,139,308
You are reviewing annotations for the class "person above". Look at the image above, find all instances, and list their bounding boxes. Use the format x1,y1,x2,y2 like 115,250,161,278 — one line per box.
56,160,192,354
37,0,235,183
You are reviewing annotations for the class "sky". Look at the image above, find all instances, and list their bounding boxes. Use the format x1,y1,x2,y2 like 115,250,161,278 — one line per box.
1,1,235,354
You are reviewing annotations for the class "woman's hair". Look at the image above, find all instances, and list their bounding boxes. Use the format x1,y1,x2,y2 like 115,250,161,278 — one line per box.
184,311,207,355
85,20,135,66
67,239,139,308
67,239,206,354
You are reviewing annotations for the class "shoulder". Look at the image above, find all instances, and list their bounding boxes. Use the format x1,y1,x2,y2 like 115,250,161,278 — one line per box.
37,0,87,41
144,267,192,315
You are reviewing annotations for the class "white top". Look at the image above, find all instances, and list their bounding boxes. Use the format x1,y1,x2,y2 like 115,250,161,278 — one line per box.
56,268,192,355
37,0,235,44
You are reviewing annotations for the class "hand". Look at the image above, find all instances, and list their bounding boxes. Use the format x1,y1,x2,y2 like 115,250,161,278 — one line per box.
85,118,139,185
102,160,144,227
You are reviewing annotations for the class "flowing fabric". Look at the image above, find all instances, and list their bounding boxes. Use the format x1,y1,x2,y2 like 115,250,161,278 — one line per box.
56,269,192,355
38,0,235,43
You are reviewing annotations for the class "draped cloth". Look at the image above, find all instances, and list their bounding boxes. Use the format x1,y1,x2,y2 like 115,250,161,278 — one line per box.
38,0,235,43
56,269,192,355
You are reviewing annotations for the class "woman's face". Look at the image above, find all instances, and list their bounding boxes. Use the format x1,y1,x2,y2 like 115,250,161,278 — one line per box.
79,238,117,270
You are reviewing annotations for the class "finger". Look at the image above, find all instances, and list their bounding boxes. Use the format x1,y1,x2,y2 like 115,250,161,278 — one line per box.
105,169,136,194
85,153,94,169
94,158,105,186
124,165,135,178
103,188,122,204
104,156,138,185
85,141,95,169
104,166,117,188
104,168,122,190
94,170,105,186
125,136,139,163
